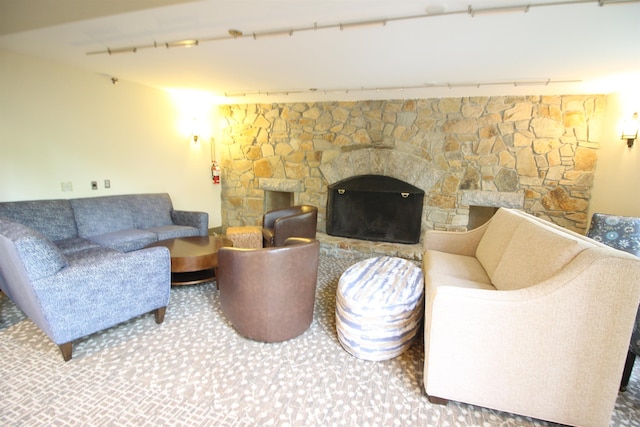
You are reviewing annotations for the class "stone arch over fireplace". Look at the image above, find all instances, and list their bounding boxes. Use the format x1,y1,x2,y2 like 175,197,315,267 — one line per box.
319,148,441,192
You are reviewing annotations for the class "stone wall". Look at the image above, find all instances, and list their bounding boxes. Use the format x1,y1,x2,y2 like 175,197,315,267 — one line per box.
218,94,606,236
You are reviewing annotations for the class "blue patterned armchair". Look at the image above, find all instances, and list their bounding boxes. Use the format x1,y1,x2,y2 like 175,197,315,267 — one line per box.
587,213,640,390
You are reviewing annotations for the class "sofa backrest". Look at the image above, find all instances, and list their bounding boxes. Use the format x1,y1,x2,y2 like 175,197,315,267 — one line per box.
475,208,523,278
476,208,595,291
0,199,78,241
124,193,174,229
71,196,135,238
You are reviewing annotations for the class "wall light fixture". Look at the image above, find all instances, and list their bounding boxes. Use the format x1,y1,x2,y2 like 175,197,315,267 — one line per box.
191,117,201,143
621,112,638,148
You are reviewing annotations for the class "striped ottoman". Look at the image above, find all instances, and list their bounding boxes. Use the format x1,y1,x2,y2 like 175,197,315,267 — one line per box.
336,256,424,361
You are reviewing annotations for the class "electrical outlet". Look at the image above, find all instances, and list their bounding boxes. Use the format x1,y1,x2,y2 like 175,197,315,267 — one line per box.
104,179,111,189
91,181,98,190
60,182,73,192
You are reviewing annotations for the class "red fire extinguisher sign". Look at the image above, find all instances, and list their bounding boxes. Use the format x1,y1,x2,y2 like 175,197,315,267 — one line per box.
211,161,220,184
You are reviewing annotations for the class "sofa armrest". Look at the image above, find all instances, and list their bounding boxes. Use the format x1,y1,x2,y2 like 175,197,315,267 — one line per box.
171,210,208,236
423,220,489,256
424,248,640,426
31,246,171,345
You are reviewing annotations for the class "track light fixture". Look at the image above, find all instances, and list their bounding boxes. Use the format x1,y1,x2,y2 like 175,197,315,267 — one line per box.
86,0,640,57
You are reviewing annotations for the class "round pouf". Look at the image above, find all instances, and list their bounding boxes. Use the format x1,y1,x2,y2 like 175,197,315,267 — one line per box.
336,256,424,361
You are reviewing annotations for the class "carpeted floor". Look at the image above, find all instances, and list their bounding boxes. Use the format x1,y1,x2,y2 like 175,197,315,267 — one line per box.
1,254,639,426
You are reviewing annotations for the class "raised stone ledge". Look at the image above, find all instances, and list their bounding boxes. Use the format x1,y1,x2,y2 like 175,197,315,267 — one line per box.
317,232,423,262
461,190,524,209
258,178,304,192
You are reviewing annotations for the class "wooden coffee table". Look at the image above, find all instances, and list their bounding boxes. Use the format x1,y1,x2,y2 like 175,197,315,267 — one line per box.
146,236,233,285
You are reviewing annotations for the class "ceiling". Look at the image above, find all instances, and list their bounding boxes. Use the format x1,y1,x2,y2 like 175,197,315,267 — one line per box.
1,0,640,103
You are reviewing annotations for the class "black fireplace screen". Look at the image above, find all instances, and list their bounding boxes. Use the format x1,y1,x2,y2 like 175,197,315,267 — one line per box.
326,175,424,244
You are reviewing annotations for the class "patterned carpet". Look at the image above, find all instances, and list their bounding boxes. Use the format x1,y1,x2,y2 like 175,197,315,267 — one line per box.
1,254,639,426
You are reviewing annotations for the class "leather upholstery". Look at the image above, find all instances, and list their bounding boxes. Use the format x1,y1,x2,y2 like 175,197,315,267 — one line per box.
587,213,640,390
262,205,318,247
217,237,320,342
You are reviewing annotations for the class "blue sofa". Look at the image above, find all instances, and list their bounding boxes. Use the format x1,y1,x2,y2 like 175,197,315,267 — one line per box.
0,193,208,361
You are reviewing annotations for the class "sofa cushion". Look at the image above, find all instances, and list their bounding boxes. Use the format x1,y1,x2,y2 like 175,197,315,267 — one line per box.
491,219,590,291
53,237,101,255
0,219,67,281
0,199,77,241
90,229,158,253
424,250,495,290
71,196,134,238
126,194,173,229
146,225,199,240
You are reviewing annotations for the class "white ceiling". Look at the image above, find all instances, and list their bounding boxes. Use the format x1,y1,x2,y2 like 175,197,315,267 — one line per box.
1,0,640,103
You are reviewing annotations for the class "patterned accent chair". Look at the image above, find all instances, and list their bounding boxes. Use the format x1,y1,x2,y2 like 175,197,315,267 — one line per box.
587,213,640,390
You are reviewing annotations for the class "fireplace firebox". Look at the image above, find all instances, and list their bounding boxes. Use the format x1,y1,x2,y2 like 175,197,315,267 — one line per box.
326,175,424,244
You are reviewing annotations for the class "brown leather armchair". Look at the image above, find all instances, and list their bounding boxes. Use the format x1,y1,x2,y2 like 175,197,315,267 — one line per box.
216,237,320,342
262,205,318,247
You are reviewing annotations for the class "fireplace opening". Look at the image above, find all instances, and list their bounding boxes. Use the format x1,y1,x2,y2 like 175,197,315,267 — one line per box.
468,206,498,230
264,190,293,212
326,175,424,244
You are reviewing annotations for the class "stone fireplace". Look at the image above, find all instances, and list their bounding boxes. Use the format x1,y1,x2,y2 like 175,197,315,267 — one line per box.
218,95,606,238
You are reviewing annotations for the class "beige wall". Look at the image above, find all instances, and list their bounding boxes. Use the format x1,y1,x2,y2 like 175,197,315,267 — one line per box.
588,91,640,220
0,50,222,228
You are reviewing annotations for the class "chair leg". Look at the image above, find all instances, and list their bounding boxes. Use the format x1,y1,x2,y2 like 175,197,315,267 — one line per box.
154,306,167,324
620,350,636,392
427,394,449,405
59,342,72,362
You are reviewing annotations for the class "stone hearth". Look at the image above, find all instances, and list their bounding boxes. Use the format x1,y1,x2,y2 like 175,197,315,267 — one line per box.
219,95,606,239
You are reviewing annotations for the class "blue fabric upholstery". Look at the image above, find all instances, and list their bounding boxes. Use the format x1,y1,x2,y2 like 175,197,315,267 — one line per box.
0,192,206,360
170,210,209,236
0,217,171,358
587,213,640,257
53,237,101,255
587,213,640,389
0,219,67,281
146,225,199,240
0,199,77,241
33,245,170,346
71,196,135,238
126,194,174,229
89,229,158,252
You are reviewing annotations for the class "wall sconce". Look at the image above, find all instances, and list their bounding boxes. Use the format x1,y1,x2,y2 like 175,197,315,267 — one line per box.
621,112,638,148
191,117,200,143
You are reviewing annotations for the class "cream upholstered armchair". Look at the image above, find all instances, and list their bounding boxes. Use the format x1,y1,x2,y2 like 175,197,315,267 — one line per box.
262,205,317,247
216,237,320,342
587,213,640,391
422,208,640,427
